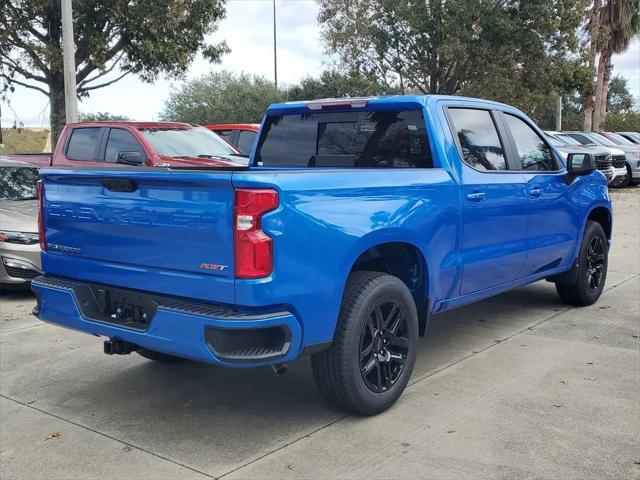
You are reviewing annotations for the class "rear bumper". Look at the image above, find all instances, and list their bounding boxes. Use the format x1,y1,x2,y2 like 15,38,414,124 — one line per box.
31,276,303,367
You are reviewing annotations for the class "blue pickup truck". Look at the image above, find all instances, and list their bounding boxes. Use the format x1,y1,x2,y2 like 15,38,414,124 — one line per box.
32,95,612,415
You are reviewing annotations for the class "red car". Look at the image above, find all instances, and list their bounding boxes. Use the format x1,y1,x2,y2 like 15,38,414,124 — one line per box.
4,122,246,168
206,123,260,154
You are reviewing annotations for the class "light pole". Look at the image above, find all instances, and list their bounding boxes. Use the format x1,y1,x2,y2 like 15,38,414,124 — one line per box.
273,0,278,89
61,0,78,123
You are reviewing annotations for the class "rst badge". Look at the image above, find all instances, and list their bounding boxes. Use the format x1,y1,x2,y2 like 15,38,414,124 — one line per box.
200,263,228,271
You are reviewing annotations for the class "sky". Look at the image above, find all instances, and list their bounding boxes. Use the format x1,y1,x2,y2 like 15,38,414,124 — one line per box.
2,0,639,128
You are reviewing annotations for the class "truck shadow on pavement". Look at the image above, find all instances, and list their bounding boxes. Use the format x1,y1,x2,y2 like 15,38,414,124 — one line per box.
0,280,588,474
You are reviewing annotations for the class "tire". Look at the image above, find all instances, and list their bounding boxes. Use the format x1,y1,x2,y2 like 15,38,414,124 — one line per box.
311,271,419,415
136,348,185,363
556,220,608,306
619,165,632,187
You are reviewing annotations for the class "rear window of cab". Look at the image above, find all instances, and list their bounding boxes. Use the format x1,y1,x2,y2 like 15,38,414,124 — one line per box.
255,109,433,168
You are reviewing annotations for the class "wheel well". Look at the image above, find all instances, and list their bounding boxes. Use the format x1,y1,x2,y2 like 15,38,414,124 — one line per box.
587,207,612,240
350,242,429,334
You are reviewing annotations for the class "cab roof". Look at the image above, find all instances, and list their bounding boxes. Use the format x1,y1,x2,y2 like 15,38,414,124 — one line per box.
66,121,196,130
265,94,517,116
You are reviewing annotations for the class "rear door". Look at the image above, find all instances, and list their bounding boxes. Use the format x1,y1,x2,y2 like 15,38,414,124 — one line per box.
499,113,579,274
53,127,109,167
41,168,236,303
447,108,529,295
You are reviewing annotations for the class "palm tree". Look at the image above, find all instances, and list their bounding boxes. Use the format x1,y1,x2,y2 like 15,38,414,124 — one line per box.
583,0,602,132
593,0,640,131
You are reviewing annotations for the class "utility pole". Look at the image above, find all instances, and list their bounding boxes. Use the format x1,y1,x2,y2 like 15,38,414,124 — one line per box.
0,102,3,146
273,0,278,89
61,0,78,123
555,95,562,131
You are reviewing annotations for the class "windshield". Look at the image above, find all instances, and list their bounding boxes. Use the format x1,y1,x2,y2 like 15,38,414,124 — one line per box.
606,133,634,145
590,133,620,147
546,134,566,147
0,166,40,201
140,127,238,158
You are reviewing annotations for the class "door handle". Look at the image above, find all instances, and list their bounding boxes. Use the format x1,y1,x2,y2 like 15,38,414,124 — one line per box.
101,178,138,192
530,187,542,197
466,191,486,202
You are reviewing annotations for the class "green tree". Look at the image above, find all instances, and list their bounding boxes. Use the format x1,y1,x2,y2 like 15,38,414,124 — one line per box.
318,0,590,106
161,71,283,124
593,0,640,129
606,75,636,113
583,0,603,131
604,110,640,130
0,0,228,144
286,70,398,101
79,111,130,122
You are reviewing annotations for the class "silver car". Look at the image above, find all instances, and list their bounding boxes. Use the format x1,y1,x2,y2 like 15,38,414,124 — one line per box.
545,131,622,185
562,131,640,186
0,159,42,287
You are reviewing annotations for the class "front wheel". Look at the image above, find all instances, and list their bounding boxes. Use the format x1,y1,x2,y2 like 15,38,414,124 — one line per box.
311,271,419,415
556,220,608,306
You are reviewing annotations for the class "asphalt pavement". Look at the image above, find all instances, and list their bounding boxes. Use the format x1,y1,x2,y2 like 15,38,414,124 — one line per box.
1,188,638,480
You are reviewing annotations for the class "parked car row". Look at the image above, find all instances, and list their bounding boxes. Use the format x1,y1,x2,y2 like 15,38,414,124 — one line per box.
545,130,640,188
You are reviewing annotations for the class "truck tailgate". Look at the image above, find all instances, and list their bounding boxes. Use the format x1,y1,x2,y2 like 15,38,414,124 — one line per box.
40,168,236,303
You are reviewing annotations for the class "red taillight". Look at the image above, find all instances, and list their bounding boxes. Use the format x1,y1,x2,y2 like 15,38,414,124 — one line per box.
37,180,46,251
234,188,279,279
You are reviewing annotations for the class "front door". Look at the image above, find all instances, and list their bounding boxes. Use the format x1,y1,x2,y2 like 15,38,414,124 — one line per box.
500,113,579,274
447,108,529,295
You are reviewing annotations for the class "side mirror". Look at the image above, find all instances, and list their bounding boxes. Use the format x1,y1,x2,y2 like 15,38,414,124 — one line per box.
117,151,144,165
566,152,595,176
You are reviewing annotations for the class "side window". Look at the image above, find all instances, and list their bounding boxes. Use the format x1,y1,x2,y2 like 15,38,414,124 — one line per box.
448,108,507,171
215,129,233,142
503,114,556,171
565,133,591,145
104,129,144,163
65,127,101,160
236,130,257,154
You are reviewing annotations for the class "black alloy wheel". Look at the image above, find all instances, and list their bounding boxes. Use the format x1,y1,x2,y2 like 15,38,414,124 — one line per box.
359,301,410,393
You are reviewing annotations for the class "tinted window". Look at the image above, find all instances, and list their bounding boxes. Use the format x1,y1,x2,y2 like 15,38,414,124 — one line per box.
105,129,144,163
565,133,595,146
66,128,100,160
448,108,507,171
257,110,432,168
215,129,233,141
0,166,40,200
504,115,556,171
557,134,582,146
236,130,257,154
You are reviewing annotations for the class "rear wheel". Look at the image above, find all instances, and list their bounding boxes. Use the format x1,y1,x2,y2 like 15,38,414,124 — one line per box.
136,348,185,364
311,271,418,415
556,220,608,306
